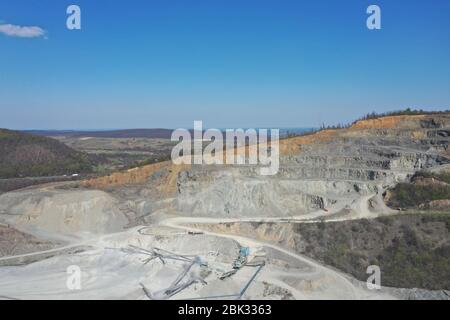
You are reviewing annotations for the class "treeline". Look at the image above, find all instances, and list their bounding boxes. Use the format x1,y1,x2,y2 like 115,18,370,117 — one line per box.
284,108,449,139
328,108,449,130
355,108,450,121
0,157,93,179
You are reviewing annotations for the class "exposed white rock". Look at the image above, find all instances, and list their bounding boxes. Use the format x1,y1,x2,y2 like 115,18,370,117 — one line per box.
0,189,127,240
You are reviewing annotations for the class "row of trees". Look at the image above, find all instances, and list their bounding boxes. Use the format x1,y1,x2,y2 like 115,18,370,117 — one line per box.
284,108,449,139
355,108,450,122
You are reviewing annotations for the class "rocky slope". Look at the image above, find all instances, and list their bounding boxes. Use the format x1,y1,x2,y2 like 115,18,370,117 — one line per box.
175,114,450,218
0,225,55,258
0,113,449,299
0,189,127,240
74,113,450,221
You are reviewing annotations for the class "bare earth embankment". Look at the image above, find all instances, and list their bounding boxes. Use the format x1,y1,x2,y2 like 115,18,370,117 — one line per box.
0,113,449,299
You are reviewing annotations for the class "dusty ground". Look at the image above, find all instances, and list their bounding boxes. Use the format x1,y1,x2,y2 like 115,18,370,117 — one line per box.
0,114,449,300
0,225,55,258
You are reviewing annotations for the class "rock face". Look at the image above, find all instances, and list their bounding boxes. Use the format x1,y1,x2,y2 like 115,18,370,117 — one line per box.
176,114,450,218
0,189,127,239
177,169,340,217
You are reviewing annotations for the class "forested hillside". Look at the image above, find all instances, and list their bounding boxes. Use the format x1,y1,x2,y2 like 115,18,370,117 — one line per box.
0,129,94,178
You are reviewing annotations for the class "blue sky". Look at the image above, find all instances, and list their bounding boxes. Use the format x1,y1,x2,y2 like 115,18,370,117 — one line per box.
0,0,449,129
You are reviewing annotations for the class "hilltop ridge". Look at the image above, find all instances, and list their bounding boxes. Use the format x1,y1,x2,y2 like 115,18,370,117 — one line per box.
0,129,94,179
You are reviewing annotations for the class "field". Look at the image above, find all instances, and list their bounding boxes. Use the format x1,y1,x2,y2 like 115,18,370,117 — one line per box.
50,136,175,172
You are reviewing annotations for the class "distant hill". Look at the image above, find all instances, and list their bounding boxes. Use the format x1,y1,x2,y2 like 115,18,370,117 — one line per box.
25,128,316,139
0,129,94,179
25,129,174,139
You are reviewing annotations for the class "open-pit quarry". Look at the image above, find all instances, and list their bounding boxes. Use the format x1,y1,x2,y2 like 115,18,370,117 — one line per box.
0,114,449,300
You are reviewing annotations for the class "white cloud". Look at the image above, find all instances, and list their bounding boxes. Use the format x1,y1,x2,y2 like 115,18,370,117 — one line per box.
0,23,45,38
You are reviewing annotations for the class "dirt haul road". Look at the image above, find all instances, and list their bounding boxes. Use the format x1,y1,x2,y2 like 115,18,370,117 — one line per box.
0,212,396,300
159,216,396,300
